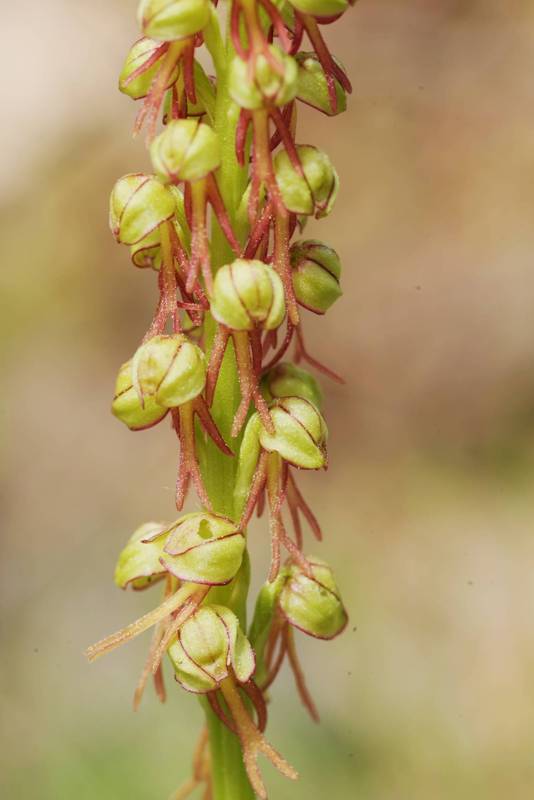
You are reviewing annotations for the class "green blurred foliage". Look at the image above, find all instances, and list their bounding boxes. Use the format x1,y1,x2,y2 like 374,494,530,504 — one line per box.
2,1,534,798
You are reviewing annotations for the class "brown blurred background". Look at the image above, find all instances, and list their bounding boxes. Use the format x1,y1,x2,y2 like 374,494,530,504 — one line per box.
2,1,534,798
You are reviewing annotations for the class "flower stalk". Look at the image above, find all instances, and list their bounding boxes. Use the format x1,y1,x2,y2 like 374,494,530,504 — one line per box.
88,0,355,796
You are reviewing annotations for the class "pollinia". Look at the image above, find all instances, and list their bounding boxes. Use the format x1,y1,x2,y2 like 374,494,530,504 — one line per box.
88,1,354,797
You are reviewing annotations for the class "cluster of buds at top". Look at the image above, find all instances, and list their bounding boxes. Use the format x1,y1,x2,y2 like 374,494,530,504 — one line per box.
90,0,356,797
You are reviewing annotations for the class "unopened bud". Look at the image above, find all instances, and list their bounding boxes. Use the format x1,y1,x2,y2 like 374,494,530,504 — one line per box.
129,219,185,270
259,397,327,469
111,360,168,430
109,173,175,245
229,47,298,110
119,37,179,100
157,512,246,585
168,605,255,692
279,558,347,639
262,362,323,409
248,572,288,681
133,334,206,408
150,119,221,184
234,413,263,517
129,227,162,270
138,0,211,42
211,259,285,331
290,239,342,314
274,145,339,218
114,522,168,590
296,52,347,116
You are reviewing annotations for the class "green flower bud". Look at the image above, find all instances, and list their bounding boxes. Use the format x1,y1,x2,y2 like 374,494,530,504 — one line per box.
296,52,347,116
133,334,206,408
150,119,221,184
229,48,298,110
119,37,179,100
114,522,168,590
262,362,323,409
274,145,339,218
211,259,285,332
234,413,263,518
290,239,342,314
286,0,349,19
279,558,347,639
129,227,163,270
111,359,168,430
138,0,211,42
156,513,246,585
248,572,288,684
259,397,327,469
129,219,185,270
168,605,255,693
109,173,175,245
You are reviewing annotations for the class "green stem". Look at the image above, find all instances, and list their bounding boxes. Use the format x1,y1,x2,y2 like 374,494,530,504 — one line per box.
197,18,256,800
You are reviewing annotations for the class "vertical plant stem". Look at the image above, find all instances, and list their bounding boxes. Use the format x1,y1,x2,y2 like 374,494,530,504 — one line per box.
198,18,256,800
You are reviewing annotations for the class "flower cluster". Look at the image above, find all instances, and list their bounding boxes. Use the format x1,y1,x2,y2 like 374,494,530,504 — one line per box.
88,0,355,797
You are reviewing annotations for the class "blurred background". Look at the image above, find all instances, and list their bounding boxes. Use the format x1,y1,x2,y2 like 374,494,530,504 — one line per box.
2,1,534,797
